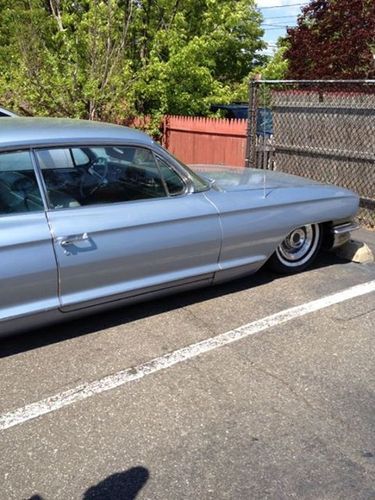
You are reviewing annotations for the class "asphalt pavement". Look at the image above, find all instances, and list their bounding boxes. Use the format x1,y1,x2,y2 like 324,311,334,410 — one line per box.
1,235,374,500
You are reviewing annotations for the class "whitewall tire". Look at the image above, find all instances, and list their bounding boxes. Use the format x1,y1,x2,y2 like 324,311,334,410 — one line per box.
269,223,322,274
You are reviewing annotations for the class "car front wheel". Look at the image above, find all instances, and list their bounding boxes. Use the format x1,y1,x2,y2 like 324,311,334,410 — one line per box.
269,223,322,274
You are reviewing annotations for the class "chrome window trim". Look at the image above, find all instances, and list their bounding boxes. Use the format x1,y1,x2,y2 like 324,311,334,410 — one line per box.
0,139,152,151
152,147,196,193
30,147,50,211
151,143,210,194
0,141,205,207
153,153,189,197
42,194,188,215
32,143,180,211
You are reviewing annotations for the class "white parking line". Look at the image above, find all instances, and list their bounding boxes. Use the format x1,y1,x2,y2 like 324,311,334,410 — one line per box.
1,279,375,431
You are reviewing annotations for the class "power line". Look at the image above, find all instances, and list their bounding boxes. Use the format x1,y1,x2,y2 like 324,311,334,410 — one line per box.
262,22,293,26
258,3,305,9
262,14,299,19
263,26,291,30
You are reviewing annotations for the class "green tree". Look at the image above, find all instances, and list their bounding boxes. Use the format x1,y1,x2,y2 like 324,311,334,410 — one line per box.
258,43,289,80
0,0,265,121
228,39,288,103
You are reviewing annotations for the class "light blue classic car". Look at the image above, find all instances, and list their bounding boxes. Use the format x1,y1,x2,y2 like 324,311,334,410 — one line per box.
0,118,359,336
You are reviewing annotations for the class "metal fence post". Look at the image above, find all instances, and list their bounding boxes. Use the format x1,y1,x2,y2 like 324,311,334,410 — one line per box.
245,77,258,168
162,115,168,149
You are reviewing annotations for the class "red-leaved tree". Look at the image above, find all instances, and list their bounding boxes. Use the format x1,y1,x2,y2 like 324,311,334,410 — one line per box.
285,0,375,79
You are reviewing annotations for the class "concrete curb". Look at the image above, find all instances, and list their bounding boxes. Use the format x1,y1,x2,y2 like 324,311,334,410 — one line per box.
335,240,374,264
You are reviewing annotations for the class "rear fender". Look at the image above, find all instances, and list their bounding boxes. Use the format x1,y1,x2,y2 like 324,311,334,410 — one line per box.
205,186,359,271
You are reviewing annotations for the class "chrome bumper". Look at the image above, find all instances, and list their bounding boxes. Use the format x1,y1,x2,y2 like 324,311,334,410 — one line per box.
333,221,360,235
331,221,360,248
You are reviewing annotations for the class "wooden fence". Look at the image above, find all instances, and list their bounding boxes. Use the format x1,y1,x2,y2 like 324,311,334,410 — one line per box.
162,115,247,167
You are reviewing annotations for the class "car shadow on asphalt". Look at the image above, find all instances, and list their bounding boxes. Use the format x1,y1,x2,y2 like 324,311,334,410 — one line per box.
1,251,349,358
26,466,150,500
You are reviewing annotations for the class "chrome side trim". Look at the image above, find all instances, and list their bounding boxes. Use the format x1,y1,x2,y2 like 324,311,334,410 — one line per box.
332,222,360,235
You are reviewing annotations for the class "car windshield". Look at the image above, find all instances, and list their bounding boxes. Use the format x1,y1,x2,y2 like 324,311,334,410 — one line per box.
153,144,210,192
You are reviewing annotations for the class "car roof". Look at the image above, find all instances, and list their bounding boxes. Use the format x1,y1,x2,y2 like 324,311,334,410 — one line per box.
0,117,153,149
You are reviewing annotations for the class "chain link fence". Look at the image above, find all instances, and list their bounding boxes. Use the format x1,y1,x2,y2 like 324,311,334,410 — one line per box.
245,80,375,228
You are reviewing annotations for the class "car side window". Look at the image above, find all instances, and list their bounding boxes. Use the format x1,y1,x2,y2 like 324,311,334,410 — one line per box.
0,150,43,215
156,156,186,196
35,146,168,210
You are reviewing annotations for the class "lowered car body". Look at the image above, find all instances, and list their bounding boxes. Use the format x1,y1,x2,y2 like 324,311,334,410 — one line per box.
0,119,359,336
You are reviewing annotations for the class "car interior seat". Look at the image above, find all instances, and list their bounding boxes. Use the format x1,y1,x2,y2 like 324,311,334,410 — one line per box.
0,171,80,212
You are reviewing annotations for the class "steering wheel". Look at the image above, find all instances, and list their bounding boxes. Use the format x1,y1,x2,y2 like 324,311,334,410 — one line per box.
80,157,109,198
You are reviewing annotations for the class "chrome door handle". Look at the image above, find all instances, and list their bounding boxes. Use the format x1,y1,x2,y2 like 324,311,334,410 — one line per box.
57,232,89,246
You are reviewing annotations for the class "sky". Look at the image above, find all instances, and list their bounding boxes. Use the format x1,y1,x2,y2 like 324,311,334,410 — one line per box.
256,1,308,54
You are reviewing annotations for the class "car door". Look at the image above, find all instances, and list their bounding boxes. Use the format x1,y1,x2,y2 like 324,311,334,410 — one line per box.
0,150,58,328
34,144,222,311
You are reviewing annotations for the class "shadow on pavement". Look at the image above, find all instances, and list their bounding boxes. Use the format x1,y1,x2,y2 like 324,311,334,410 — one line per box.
27,466,150,500
1,251,348,358
83,466,150,500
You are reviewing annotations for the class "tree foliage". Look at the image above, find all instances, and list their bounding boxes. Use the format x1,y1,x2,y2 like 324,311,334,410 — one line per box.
285,0,375,79
0,0,265,120
254,39,289,80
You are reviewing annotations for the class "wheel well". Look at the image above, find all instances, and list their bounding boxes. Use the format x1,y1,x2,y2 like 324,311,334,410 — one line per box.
321,221,335,250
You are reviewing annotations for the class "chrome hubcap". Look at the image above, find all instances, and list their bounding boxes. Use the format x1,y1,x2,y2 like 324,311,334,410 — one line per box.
276,224,320,267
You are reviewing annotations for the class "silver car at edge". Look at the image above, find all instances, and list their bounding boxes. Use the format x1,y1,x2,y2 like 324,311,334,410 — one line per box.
0,118,359,336
0,106,18,117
